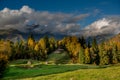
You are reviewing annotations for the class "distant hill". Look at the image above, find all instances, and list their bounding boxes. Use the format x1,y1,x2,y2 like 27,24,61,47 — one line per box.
0,28,118,43
0,28,25,42
0,28,67,42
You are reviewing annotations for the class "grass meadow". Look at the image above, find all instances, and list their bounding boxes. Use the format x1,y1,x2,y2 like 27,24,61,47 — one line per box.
3,59,120,80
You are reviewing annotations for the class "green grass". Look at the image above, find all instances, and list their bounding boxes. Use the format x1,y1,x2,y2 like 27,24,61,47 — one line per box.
3,58,120,80
9,59,40,65
3,64,105,80
23,65,120,80
47,51,71,64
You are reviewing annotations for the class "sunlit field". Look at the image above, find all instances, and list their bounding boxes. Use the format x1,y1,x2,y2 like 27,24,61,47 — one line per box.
28,65,120,80
3,60,120,80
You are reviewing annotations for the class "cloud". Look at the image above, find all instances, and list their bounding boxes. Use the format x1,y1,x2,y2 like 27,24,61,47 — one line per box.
20,6,34,14
83,16,120,37
1,5,119,38
63,14,89,23
0,5,89,34
54,23,80,34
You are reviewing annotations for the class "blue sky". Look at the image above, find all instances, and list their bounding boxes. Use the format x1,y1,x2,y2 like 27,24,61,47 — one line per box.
0,0,120,27
0,0,120,13
0,0,120,36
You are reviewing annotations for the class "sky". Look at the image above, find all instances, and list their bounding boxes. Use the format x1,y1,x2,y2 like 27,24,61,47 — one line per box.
0,0,120,36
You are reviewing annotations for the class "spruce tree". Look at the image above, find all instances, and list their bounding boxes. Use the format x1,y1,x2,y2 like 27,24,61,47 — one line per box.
91,38,100,65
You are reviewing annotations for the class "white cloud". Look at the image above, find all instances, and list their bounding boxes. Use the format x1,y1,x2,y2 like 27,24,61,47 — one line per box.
1,5,119,37
0,5,89,34
20,5,34,14
83,17,120,37
54,23,80,34
85,18,110,30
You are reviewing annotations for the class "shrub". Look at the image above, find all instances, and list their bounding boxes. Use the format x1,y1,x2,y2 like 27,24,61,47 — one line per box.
0,53,8,78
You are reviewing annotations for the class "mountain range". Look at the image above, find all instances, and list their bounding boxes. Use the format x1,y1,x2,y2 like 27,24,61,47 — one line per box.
0,28,67,42
0,27,116,43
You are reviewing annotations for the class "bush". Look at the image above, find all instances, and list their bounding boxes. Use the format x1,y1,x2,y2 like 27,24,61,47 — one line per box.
0,53,8,78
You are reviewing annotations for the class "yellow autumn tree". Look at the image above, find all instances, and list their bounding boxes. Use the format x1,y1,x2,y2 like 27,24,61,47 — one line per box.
49,37,56,52
0,40,12,57
38,38,48,59
28,38,35,50
34,43,40,51
84,47,91,64
61,36,81,63
0,40,10,77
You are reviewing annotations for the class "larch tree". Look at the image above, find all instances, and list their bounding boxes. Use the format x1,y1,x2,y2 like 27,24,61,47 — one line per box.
78,47,85,64
84,47,91,64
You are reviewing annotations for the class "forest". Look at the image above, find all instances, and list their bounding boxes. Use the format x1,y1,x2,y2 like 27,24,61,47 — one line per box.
0,34,120,78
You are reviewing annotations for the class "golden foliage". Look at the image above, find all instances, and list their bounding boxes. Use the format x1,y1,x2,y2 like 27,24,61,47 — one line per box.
0,40,11,56
84,48,91,63
28,38,35,49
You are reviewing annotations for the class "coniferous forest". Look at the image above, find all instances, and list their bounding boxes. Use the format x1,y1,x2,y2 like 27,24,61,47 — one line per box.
1,34,120,78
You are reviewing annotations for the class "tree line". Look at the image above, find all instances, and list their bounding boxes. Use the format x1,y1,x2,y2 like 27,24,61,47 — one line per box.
1,34,120,77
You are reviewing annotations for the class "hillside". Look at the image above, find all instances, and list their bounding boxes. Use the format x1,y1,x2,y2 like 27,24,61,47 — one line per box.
0,28,67,41
47,50,71,64
22,65,120,80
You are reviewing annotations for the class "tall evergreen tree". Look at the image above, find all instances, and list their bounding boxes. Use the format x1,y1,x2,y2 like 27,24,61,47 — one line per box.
99,43,110,65
87,41,91,48
91,38,100,65
78,36,86,48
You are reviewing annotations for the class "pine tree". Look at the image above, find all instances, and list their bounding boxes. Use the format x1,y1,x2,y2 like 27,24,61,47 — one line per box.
99,44,109,65
78,36,86,48
91,38,100,65
87,41,91,48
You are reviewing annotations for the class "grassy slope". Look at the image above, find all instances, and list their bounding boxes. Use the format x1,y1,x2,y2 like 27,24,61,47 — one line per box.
4,64,102,80
47,51,71,64
23,65,120,80
3,51,120,80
